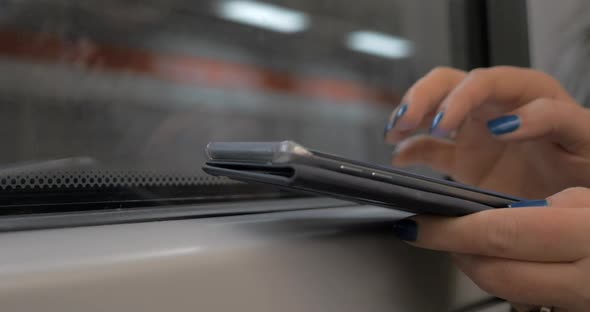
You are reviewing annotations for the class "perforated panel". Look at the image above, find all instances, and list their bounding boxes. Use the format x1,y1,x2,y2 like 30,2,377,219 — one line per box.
0,168,297,216
0,171,235,190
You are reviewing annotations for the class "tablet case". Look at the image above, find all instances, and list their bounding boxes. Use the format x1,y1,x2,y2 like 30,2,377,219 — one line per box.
202,161,508,216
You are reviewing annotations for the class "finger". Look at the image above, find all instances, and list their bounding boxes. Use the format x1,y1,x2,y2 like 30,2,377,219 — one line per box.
547,187,590,208
396,208,590,262
453,254,577,310
385,111,438,144
430,66,573,136
391,135,456,174
384,67,465,142
485,98,590,155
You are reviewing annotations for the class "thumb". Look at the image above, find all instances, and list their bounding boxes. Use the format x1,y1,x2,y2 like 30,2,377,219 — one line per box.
392,135,456,174
511,187,590,208
486,98,590,155
546,187,590,208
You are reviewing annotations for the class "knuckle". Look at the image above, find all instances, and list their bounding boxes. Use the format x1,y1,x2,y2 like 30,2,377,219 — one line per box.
428,66,458,77
488,65,514,71
550,186,590,198
412,67,466,100
486,65,524,76
462,68,492,94
561,186,590,196
522,69,566,95
549,187,590,205
466,68,490,80
411,67,458,93
532,69,561,86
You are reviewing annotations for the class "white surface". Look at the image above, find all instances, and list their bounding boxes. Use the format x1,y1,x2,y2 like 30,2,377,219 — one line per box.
0,204,490,312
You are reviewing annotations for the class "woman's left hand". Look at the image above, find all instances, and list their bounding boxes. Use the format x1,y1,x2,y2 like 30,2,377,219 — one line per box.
394,187,590,311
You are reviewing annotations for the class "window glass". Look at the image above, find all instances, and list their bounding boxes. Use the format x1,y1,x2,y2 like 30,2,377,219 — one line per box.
0,0,452,213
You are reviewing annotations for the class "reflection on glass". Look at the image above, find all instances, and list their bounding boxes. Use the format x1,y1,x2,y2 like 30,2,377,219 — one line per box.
346,31,413,59
216,0,311,33
0,0,451,211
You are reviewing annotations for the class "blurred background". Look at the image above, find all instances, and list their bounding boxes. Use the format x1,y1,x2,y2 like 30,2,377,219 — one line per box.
2,1,590,311
0,0,588,209
0,0,451,173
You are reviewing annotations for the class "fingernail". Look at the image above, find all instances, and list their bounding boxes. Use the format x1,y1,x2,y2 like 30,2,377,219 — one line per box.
395,103,409,119
384,103,409,137
509,199,548,208
383,120,396,137
487,115,521,135
393,219,418,241
429,111,446,136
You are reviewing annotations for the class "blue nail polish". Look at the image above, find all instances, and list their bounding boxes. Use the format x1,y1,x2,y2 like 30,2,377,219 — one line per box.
383,123,394,137
395,103,409,119
393,219,418,241
430,111,444,134
509,199,548,208
487,115,521,136
384,103,409,137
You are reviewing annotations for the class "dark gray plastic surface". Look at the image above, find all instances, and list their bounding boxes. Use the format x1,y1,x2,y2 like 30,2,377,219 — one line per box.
203,162,503,216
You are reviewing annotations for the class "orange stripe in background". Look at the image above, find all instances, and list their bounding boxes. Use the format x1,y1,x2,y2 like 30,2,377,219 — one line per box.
0,30,400,106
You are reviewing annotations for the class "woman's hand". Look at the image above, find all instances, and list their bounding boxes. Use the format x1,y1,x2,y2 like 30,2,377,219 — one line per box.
384,66,590,198
393,187,590,311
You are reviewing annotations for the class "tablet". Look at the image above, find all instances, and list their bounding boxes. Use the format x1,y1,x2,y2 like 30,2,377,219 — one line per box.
203,141,522,216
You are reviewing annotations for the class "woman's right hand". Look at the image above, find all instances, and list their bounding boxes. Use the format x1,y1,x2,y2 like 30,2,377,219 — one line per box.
384,66,590,198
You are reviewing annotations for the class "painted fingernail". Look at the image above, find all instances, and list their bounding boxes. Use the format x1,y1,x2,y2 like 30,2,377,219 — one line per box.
509,199,548,208
487,115,521,135
393,219,418,241
383,124,393,137
395,103,409,119
429,111,445,136
384,103,409,137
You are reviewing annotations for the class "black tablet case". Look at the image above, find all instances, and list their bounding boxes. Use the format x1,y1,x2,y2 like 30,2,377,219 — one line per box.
203,161,518,216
